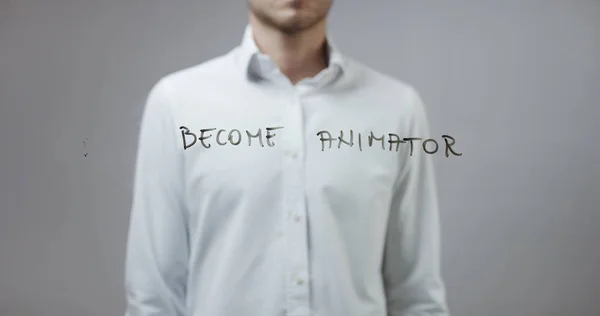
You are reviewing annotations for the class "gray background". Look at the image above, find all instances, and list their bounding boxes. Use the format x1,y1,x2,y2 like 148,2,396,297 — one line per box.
1,1,599,315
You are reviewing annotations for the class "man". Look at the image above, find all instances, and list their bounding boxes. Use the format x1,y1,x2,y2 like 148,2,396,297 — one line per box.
124,0,450,315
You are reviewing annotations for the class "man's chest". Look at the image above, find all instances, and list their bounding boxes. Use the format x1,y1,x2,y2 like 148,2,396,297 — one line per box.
170,90,414,222
182,93,406,179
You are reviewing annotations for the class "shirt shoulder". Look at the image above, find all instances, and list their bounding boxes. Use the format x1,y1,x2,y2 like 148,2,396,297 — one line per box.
345,57,426,116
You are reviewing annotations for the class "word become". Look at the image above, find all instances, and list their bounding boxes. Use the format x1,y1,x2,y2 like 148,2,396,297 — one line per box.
179,126,462,157
180,126,284,149
316,130,462,157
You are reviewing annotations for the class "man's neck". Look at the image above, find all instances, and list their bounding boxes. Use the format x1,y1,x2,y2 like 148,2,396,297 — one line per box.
248,15,329,84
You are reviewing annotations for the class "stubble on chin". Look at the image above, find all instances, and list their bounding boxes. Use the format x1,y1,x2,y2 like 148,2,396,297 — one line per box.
249,3,329,35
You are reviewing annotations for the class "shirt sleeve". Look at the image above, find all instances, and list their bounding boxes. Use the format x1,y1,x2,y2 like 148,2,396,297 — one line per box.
382,87,450,316
124,79,189,316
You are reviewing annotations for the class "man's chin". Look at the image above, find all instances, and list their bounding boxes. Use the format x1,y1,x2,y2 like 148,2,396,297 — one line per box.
273,13,323,33
272,19,309,34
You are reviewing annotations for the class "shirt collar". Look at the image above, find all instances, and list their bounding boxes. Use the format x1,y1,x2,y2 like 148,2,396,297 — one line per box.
236,24,348,83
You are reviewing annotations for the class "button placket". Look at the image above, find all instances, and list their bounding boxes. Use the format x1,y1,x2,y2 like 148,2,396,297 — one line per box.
293,213,302,222
282,89,311,315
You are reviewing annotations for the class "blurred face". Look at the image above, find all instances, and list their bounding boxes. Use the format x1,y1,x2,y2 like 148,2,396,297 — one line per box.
248,0,333,34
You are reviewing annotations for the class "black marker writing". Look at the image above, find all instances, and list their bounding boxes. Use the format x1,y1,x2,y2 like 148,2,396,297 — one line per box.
179,126,462,157
199,128,216,148
228,129,242,145
358,132,362,151
180,126,197,149
316,130,335,151
388,133,405,152
246,129,264,147
442,135,462,157
180,126,284,149
368,132,385,150
266,127,284,147
422,138,438,154
316,130,462,157
403,137,422,156
216,129,227,145
338,130,353,148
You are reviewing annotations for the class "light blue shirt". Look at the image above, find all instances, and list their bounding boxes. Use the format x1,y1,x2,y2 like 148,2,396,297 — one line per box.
124,24,450,316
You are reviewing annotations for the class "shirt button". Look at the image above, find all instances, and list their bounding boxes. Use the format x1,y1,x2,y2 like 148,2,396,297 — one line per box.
295,276,305,285
285,151,298,159
293,213,302,222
